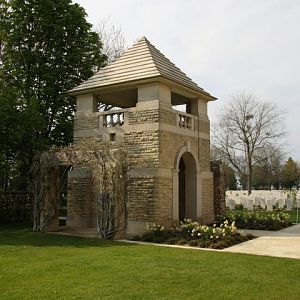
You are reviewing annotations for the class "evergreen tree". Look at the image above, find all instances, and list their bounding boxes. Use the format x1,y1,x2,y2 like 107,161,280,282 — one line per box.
0,0,107,189
282,157,300,190
222,163,237,190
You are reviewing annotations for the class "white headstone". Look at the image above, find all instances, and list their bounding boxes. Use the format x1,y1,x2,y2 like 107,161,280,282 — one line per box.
260,198,266,209
254,197,260,206
277,198,285,209
228,199,236,210
267,200,273,211
286,196,293,211
240,197,247,208
225,198,229,206
247,199,254,211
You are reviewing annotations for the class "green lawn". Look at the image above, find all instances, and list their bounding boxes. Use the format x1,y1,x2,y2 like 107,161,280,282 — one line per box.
1,225,300,299
289,209,300,223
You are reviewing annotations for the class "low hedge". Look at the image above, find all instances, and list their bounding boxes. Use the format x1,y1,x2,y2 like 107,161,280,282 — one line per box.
218,210,291,231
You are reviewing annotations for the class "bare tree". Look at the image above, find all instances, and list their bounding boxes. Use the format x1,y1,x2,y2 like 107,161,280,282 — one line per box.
95,17,127,112
96,17,126,63
212,93,285,195
252,144,285,190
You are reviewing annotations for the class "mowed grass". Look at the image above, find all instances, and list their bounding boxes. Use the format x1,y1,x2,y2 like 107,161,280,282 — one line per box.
289,209,300,223
1,225,300,300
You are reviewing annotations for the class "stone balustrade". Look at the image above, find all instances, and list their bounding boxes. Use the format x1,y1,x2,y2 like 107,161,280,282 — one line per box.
95,108,198,133
102,111,125,127
177,112,193,130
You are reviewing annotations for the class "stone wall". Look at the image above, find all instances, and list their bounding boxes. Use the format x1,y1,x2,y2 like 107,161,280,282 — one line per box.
210,160,226,217
201,177,214,223
74,115,99,131
196,119,210,133
127,176,173,227
127,109,159,124
159,131,197,168
159,131,210,171
67,167,94,228
124,130,159,168
198,139,211,171
159,109,177,126
153,177,173,227
128,177,155,222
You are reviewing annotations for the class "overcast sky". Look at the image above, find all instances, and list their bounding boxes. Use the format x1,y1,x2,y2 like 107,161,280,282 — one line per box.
74,0,300,161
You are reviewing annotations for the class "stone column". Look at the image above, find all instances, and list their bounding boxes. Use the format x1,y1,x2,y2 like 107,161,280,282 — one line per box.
67,167,94,228
210,160,226,217
76,94,98,113
172,169,180,223
137,82,172,109
45,166,60,231
188,98,208,117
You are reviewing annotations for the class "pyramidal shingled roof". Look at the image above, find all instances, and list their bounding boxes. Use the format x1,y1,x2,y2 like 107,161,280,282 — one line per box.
69,37,214,98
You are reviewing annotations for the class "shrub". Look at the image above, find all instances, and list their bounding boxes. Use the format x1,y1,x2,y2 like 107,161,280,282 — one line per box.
219,210,291,230
235,204,244,210
133,219,253,249
180,219,237,241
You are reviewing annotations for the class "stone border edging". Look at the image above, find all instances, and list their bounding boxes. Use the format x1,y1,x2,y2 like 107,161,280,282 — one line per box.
117,239,223,252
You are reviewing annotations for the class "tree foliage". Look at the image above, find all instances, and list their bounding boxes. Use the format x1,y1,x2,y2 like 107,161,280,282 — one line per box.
212,93,285,194
282,157,300,190
222,163,237,190
0,0,107,189
252,145,284,190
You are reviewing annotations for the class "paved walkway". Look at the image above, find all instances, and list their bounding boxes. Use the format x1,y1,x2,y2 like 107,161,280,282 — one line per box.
223,224,300,259
48,224,300,260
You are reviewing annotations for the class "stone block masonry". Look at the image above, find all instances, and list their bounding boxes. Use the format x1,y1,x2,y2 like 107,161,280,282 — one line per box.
67,167,94,228
201,178,214,224
124,130,159,168
128,177,155,222
210,161,226,217
128,176,173,228
128,109,159,124
74,115,99,131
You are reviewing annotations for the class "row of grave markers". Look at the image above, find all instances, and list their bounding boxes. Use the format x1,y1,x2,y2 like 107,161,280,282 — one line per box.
225,197,300,211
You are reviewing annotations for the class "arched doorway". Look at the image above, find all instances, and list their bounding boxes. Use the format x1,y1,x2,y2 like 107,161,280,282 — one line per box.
178,152,197,221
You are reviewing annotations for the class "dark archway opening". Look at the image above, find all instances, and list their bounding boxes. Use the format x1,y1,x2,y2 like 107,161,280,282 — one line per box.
178,152,197,221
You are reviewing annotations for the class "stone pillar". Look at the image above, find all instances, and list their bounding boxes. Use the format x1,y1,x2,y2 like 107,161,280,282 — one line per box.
172,169,180,223
73,94,99,143
45,166,60,231
210,160,226,217
137,82,171,109
76,94,98,113
126,82,173,236
189,98,208,116
67,167,94,228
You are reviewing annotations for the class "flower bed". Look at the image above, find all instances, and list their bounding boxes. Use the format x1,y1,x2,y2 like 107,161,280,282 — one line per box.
132,219,254,249
218,210,291,231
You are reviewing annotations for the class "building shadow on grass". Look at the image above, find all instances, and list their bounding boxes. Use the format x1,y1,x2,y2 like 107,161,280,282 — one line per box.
0,224,135,248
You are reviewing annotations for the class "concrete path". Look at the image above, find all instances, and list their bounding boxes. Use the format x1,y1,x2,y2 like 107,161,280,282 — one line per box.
47,224,300,259
224,224,300,259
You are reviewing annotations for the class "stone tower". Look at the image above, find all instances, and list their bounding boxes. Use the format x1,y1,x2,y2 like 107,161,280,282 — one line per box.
68,37,217,235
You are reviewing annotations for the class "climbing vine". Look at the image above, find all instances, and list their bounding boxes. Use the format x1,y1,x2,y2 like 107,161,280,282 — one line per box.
31,138,128,238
